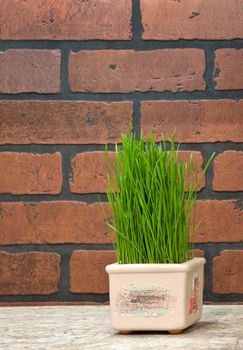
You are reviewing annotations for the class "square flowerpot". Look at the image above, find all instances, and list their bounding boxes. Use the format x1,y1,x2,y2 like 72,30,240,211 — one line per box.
106,257,205,333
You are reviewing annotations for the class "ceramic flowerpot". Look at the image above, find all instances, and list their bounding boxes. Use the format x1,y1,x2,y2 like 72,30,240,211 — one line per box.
106,257,205,333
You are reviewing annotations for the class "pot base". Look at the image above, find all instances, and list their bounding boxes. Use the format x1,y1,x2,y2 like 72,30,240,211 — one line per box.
169,329,183,334
119,330,132,334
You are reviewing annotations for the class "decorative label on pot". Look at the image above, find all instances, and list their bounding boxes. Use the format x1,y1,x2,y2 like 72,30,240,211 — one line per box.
188,273,200,315
115,284,176,317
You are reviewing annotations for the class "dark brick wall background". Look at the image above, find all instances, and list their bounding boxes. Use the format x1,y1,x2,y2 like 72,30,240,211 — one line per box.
0,0,242,304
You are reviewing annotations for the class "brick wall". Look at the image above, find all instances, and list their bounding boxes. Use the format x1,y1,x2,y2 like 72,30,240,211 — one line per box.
0,0,242,304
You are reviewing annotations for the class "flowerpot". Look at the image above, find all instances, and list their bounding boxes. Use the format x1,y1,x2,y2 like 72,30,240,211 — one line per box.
106,257,205,333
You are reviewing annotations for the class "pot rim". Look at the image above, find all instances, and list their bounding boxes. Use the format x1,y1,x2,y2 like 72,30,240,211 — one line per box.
106,257,205,274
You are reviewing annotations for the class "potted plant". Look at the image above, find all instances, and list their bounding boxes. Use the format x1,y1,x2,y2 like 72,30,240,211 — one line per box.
105,132,214,333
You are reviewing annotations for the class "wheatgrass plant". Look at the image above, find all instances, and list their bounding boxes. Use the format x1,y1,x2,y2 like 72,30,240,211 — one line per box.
106,132,214,264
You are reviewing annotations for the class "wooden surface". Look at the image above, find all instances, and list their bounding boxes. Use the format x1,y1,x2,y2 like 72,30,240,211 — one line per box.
0,305,242,349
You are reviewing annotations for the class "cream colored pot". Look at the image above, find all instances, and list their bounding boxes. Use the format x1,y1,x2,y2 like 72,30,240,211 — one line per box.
106,257,205,333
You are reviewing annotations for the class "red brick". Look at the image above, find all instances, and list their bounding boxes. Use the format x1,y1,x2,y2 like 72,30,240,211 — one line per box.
0,152,62,195
70,250,116,294
0,0,132,40
0,301,107,306
0,252,60,295
214,49,243,90
194,200,243,243
213,151,243,191
193,249,205,258
69,49,205,93
141,0,243,40
213,250,243,294
0,49,61,94
70,151,205,193
0,101,132,144
141,100,243,143
0,202,112,245
0,50,60,93
70,152,116,194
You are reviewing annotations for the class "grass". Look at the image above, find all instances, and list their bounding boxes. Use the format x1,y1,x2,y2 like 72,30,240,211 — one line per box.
106,132,214,264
